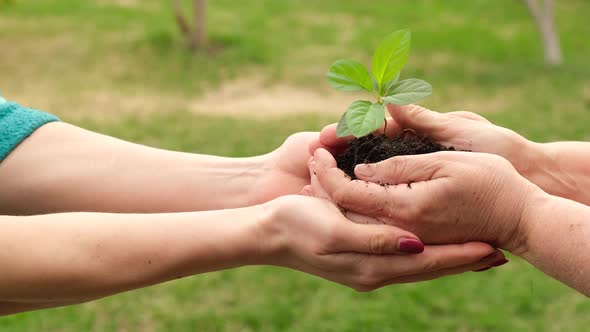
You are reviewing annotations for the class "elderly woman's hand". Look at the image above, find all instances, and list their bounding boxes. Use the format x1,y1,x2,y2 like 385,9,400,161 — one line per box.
311,104,590,206
313,104,533,173
308,149,545,255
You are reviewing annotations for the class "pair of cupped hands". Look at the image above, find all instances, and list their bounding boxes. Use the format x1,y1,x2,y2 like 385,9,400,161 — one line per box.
255,104,540,291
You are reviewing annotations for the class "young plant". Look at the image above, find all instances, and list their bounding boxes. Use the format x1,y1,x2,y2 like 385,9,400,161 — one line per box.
327,29,432,138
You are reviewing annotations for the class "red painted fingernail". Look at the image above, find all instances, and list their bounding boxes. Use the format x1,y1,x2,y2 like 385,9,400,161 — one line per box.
473,267,491,272
478,251,501,263
490,258,509,267
398,238,424,254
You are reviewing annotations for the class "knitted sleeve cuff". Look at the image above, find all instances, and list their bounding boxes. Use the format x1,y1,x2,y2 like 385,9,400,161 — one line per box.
0,101,60,162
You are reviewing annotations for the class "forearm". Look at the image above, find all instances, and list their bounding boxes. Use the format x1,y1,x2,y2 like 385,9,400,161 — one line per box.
0,301,80,316
519,141,590,205
0,206,264,308
518,192,590,296
0,122,266,214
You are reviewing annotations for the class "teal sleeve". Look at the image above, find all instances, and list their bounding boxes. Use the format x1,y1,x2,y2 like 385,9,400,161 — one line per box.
0,101,60,162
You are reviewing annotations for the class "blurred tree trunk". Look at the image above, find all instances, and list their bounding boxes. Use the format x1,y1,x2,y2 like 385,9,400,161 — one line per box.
171,0,207,51
523,0,562,65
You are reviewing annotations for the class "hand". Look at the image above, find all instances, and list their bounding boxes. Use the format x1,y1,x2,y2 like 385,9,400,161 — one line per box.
309,148,543,254
310,104,535,176
258,195,505,291
248,133,322,205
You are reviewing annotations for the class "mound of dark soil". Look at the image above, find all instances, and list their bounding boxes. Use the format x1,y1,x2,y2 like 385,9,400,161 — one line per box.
336,133,454,179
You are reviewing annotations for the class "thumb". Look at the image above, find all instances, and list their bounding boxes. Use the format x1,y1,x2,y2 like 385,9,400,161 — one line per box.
387,104,443,134
354,153,448,185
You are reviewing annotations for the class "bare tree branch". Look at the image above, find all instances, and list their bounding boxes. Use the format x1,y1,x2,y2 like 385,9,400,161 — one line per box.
170,0,207,51
170,0,191,38
191,0,206,49
541,0,561,65
523,0,541,18
523,0,562,65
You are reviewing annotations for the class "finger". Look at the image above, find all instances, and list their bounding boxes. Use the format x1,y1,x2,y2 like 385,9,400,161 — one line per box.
353,152,455,184
308,134,343,156
308,138,326,156
313,148,339,170
345,211,384,225
319,118,402,152
307,157,330,199
446,111,491,124
386,104,445,136
317,123,371,157
375,117,403,138
319,123,343,146
299,185,312,196
345,242,500,288
313,148,414,218
333,222,424,255
376,248,507,286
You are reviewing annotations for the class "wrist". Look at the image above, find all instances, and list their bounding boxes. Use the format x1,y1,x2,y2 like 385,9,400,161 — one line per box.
253,196,293,266
193,154,266,209
508,185,553,256
228,155,267,204
504,131,539,178
215,203,276,268
509,136,551,188
243,153,274,206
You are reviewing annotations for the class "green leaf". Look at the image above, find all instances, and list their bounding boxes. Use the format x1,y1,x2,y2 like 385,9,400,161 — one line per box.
379,72,401,95
372,29,411,90
345,101,385,138
336,112,353,137
382,78,432,105
327,59,373,92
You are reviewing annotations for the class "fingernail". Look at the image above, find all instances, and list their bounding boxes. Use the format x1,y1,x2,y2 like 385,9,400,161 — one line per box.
355,164,376,178
479,251,500,263
315,148,330,161
473,267,491,272
398,238,424,254
490,258,509,267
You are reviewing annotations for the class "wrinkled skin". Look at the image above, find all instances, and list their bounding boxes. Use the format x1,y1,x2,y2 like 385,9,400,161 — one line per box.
311,104,531,172
307,148,541,254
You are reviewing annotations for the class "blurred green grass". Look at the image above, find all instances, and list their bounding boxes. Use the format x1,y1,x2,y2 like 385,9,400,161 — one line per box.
1,0,589,331
2,0,589,121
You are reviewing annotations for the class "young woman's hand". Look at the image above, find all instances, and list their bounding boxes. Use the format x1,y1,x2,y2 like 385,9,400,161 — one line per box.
0,124,324,214
257,195,504,291
249,132,338,205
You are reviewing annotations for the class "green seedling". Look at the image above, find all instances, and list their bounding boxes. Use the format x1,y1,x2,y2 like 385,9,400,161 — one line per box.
327,29,432,138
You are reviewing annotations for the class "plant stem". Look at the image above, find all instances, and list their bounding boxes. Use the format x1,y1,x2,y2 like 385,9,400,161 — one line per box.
372,90,382,103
